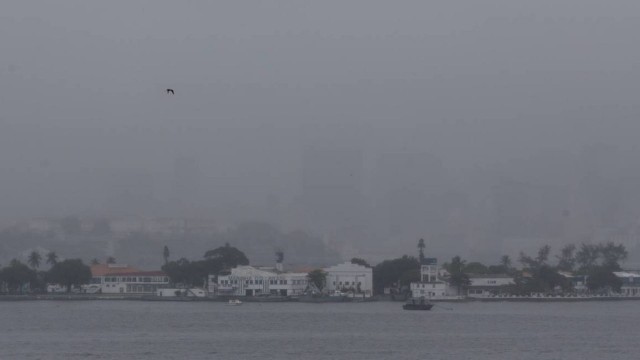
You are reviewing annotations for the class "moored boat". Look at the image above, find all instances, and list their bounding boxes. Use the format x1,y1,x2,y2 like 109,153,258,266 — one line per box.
228,299,243,306
402,297,433,310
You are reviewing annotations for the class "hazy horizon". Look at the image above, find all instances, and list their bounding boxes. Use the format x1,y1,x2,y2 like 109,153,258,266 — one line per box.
3,1,640,265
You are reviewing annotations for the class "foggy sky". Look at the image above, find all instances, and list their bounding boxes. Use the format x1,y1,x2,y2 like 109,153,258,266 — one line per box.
2,1,640,262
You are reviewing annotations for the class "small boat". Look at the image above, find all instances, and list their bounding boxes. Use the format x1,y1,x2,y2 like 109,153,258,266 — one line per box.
228,299,243,306
402,298,433,311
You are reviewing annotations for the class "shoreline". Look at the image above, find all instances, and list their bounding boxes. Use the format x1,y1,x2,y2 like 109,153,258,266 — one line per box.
3,294,640,303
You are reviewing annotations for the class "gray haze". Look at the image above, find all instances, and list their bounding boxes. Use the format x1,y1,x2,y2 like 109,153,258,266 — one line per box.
2,1,640,265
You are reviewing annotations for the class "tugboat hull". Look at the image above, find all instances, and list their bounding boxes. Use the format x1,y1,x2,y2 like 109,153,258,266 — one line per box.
402,303,433,310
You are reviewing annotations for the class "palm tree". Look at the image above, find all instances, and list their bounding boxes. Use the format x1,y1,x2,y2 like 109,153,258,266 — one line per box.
27,251,42,269
448,256,470,295
46,251,58,266
106,256,116,264
500,255,512,271
163,246,170,265
90,258,100,265
418,238,426,264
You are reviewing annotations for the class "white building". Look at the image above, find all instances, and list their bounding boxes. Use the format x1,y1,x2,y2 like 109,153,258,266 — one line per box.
410,260,457,299
214,266,309,297
411,282,450,298
324,262,373,297
90,264,169,295
214,262,373,297
466,274,515,298
613,271,640,296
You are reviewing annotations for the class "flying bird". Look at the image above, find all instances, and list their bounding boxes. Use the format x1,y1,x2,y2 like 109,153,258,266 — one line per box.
166,88,175,95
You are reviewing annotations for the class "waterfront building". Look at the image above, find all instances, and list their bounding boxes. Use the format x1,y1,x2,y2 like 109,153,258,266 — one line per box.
324,262,373,297
613,271,640,296
410,258,456,299
89,264,169,295
213,266,309,297
466,274,515,298
214,262,374,297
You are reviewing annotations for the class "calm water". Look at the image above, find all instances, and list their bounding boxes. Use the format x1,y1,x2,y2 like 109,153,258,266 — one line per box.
1,300,639,359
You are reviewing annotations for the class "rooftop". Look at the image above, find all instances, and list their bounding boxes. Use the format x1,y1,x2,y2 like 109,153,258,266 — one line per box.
467,273,513,279
91,264,165,277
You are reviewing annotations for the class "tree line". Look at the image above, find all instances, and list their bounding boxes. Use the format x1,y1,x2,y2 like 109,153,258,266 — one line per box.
1,239,631,297
0,251,92,294
160,243,250,287
368,240,629,296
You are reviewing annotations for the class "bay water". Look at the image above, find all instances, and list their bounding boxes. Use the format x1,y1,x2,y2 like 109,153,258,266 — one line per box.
1,300,637,359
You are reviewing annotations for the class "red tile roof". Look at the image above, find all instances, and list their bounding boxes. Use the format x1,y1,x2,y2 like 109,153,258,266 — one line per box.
90,264,166,277
108,271,167,277
91,264,139,276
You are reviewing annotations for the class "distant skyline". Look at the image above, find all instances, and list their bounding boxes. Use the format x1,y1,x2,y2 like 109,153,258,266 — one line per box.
2,1,640,262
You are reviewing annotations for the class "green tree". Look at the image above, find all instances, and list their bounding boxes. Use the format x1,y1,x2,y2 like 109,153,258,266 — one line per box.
500,255,512,270
350,257,371,268
163,246,170,265
46,251,58,267
575,244,600,272
556,244,576,272
47,259,92,293
519,245,551,270
203,243,249,270
464,262,488,274
372,255,420,294
447,256,471,294
162,258,192,286
106,256,116,264
307,269,327,291
587,266,622,293
598,242,627,270
488,255,513,274
536,245,551,265
162,258,215,287
90,258,100,265
0,259,37,293
27,251,42,270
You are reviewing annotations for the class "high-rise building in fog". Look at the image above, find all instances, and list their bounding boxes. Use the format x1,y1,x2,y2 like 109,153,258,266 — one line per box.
102,169,156,216
299,147,365,233
373,152,445,238
171,156,203,210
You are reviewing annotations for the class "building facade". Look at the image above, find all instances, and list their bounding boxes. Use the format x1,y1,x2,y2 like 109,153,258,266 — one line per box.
324,262,373,297
90,264,169,295
214,266,309,297
614,271,640,296
411,260,454,298
466,274,515,298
